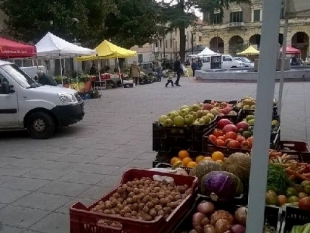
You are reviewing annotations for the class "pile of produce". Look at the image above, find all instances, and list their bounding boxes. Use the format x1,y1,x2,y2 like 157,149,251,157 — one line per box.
170,150,226,169
188,199,248,233
265,163,310,211
202,101,238,117
90,177,191,221
207,119,253,149
157,102,237,127
291,223,310,233
235,96,277,110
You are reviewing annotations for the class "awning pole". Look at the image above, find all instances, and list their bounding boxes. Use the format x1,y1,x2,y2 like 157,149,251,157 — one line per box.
278,0,289,115
246,0,282,233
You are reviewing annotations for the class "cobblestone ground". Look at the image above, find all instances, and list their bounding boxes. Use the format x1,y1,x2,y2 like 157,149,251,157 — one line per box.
0,78,309,233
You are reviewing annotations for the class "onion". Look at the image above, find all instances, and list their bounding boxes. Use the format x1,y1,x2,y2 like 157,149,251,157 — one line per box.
215,219,230,233
197,202,215,215
201,217,209,226
192,212,206,233
203,224,216,233
231,224,246,233
234,207,247,226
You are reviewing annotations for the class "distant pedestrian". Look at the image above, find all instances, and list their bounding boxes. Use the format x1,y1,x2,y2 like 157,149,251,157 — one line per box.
173,57,182,86
37,70,57,86
197,57,203,70
165,69,174,87
89,63,97,75
191,59,198,77
157,61,162,81
130,61,140,86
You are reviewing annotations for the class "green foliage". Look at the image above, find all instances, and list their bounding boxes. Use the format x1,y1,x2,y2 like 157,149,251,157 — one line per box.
0,0,115,47
102,0,161,48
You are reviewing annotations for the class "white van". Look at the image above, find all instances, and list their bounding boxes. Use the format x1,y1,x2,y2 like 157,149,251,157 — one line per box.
0,60,84,139
201,54,245,70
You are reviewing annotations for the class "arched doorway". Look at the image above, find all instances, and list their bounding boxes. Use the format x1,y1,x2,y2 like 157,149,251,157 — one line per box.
249,34,261,49
291,32,309,59
229,36,244,55
210,37,224,53
278,33,284,46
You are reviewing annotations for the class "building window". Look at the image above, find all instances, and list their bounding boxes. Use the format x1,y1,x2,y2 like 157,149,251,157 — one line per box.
213,13,222,24
138,54,143,63
253,9,261,22
230,11,243,23
138,45,143,48
280,7,284,19
165,40,168,48
170,40,172,48
199,36,202,42
159,40,162,48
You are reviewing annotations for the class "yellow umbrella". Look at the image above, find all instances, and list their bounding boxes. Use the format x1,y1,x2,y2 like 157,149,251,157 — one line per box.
237,45,260,56
76,40,137,61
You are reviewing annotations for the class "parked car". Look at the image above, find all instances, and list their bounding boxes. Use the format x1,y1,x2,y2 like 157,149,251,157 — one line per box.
234,57,254,67
0,60,84,139
201,54,245,70
139,62,154,75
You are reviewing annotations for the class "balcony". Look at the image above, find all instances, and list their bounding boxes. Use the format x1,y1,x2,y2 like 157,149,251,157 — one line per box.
227,22,245,27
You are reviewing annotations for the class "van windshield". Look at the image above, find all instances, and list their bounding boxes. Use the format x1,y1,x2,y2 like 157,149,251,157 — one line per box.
1,64,37,88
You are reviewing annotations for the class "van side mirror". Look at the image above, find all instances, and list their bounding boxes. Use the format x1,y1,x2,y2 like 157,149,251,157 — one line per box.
1,82,15,94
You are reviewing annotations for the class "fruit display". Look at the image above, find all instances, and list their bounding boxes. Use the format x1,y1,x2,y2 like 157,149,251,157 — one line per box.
201,101,238,117
235,96,277,110
158,104,216,127
207,119,253,150
90,177,191,221
188,198,249,233
290,223,310,233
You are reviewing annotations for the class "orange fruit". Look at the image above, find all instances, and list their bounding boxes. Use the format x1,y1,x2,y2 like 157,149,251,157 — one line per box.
211,151,224,161
186,161,197,168
182,157,193,166
170,157,181,165
195,155,205,163
203,157,213,161
178,150,190,160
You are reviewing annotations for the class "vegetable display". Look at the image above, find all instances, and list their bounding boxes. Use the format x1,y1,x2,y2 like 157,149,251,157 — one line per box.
290,223,310,233
90,177,191,221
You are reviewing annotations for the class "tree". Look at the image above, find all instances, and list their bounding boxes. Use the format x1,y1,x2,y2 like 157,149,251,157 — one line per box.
0,0,115,46
159,0,197,62
102,0,161,49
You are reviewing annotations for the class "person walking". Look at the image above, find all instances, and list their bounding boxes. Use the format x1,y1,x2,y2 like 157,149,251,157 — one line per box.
130,61,140,86
173,57,182,86
165,69,174,87
157,61,162,82
191,59,198,77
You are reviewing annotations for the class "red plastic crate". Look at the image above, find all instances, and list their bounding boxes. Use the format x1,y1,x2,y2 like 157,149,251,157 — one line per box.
70,169,198,233
279,140,309,153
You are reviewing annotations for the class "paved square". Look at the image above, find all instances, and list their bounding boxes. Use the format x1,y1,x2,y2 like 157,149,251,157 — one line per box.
0,78,309,233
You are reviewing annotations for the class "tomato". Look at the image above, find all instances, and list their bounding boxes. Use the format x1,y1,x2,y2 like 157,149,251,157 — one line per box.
225,138,233,146
215,139,225,147
208,135,217,143
213,129,224,137
236,135,245,144
217,136,225,141
240,140,250,149
227,140,241,149
224,131,237,140
247,137,253,148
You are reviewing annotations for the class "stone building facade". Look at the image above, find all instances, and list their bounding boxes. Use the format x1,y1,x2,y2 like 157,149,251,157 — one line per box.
201,0,310,59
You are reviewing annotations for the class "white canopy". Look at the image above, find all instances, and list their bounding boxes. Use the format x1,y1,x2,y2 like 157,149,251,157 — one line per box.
196,47,220,56
35,32,96,58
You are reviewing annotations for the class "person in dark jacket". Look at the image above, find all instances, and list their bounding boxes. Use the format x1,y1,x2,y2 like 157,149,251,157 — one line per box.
191,59,198,77
89,63,97,75
37,70,57,86
197,57,203,70
173,57,181,86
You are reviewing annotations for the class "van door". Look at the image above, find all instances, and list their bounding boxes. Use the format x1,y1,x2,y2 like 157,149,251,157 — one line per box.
0,73,19,128
222,55,233,69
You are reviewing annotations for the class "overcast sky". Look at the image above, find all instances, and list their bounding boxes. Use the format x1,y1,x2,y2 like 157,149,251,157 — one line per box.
157,0,203,19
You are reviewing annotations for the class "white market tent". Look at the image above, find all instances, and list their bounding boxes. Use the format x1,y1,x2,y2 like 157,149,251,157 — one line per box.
35,32,96,57
247,1,310,233
196,47,220,56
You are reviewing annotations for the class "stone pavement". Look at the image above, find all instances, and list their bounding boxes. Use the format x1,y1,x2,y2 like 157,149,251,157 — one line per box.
0,78,309,233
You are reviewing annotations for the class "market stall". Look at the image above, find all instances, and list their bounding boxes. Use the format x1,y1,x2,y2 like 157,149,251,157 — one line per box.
280,46,301,55
0,37,36,58
237,46,260,56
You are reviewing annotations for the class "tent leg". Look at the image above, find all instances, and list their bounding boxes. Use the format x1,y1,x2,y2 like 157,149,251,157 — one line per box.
60,57,63,86
278,8,289,115
245,0,282,233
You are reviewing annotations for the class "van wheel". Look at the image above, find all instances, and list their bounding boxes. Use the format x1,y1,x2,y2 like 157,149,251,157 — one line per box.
231,66,237,68
26,112,55,139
